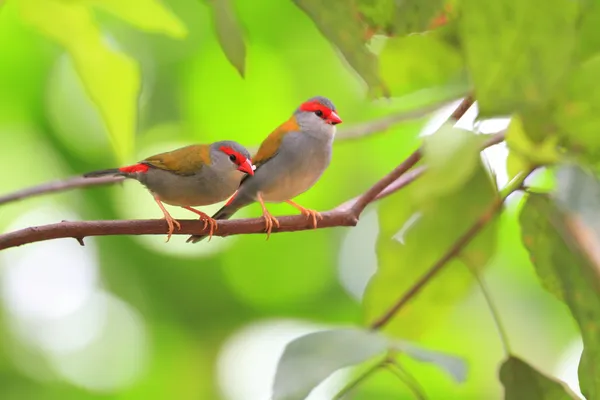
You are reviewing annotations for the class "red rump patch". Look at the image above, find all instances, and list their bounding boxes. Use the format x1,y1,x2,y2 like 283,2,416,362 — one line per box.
224,191,238,206
119,163,149,174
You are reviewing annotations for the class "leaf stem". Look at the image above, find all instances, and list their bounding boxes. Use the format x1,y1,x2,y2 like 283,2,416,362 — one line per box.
470,267,512,354
332,357,386,400
385,359,428,400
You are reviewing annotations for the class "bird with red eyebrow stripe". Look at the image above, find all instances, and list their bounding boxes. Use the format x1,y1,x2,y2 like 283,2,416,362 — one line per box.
83,141,254,242
186,96,342,243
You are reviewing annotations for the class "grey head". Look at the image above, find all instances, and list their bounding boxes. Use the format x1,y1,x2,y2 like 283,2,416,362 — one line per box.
293,96,343,138
209,140,254,176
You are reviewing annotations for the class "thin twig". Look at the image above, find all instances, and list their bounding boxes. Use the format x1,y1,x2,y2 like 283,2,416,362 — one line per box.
332,357,387,400
469,264,512,355
370,168,534,331
449,95,474,121
0,176,125,206
385,360,427,400
337,98,461,140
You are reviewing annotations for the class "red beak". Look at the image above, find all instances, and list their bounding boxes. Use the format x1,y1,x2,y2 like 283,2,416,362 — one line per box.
327,111,342,125
238,159,255,175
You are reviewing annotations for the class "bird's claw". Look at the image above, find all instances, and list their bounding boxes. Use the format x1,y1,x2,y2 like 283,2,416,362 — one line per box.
262,212,280,240
299,208,323,229
202,217,218,242
163,216,182,243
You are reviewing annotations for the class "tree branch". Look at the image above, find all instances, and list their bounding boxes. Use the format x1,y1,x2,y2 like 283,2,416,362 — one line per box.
0,97,491,251
0,176,125,206
369,167,534,331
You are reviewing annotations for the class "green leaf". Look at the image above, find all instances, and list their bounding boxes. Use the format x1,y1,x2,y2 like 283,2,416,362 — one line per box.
364,131,499,339
552,54,600,163
355,0,446,36
520,185,600,399
504,116,561,178
499,356,579,400
415,124,487,200
272,328,466,400
458,0,578,116
291,0,388,96
574,0,600,62
18,0,140,163
379,33,466,98
87,0,187,38
206,0,246,77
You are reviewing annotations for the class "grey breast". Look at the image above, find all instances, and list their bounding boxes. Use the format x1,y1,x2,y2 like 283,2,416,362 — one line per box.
256,131,333,203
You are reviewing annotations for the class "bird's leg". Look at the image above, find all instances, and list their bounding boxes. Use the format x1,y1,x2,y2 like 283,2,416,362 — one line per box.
182,206,218,242
153,195,181,242
285,199,323,229
257,192,280,240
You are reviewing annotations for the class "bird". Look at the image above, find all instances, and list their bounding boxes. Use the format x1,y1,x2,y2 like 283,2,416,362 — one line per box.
83,140,254,242
186,96,342,243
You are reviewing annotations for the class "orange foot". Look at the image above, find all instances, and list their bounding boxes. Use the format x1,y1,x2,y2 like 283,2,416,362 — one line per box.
257,192,280,240
182,206,218,242
286,199,323,229
153,195,181,242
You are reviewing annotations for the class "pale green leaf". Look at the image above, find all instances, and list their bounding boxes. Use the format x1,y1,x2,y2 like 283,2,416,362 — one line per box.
415,124,487,200
379,33,466,98
364,144,499,339
459,0,578,116
552,54,600,162
87,0,187,38
272,328,466,400
18,0,140,163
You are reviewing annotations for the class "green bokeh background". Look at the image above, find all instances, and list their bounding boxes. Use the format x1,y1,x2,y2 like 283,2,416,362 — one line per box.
0,1,580,399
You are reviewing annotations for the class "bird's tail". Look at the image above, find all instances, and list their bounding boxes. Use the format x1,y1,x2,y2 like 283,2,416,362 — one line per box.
83,168,122,178
186,201,246,244
84,163,149,178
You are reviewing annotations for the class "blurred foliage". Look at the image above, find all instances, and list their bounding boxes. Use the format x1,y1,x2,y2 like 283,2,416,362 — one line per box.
499,356,579,400
1,0,600,399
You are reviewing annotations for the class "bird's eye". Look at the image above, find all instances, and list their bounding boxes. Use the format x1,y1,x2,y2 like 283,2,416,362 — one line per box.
229,154,237,162
314,110,323,118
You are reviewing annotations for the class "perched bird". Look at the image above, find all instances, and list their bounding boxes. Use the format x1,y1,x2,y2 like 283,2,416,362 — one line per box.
84,141,254,242
187,96,342,243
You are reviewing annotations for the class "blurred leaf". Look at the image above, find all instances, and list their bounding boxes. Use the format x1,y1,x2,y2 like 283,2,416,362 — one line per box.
355,0,446,36
395,341,467,383
272,328,466,400
364,130,499,339
552,54,600,163
221,228,336,310
575,0,600,62
206,0,246,77
292,0,388,96
499,356,579,400
520,190,600,399
272,329,387,400
458,0,578,116
18,0,140,163
88,0,187,38
415,124,487,200
379,33,466,98
504,116,560,179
